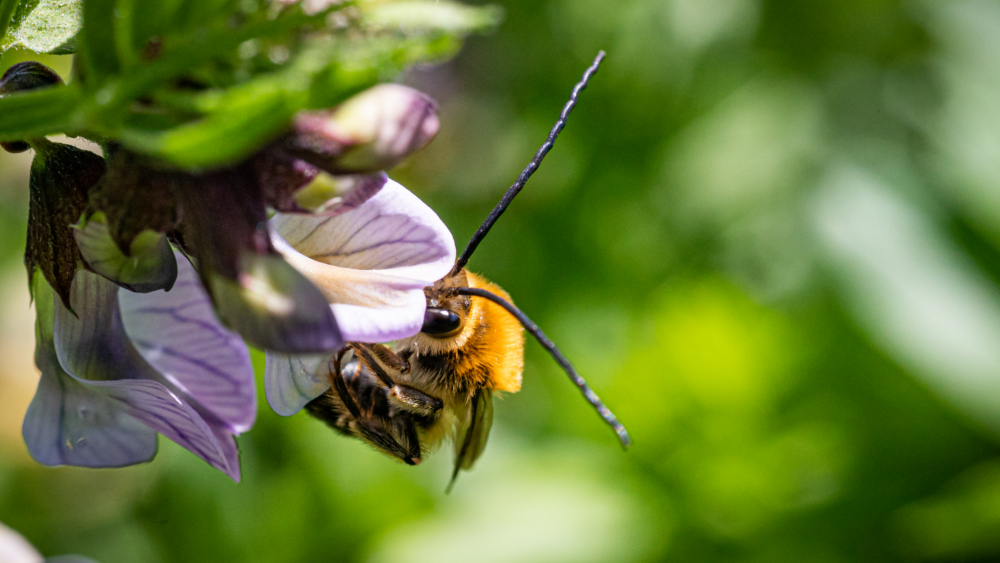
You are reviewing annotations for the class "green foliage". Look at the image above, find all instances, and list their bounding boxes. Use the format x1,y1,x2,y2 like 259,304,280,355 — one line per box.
0,0,499,168
1,0,82,54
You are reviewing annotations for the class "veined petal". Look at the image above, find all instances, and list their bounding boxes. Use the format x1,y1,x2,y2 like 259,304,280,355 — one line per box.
23,357,159,469
264,352,330,416
329,291,428,343
24,275,156,468
74,212,178,293
119,252,256,433
271,178,455,282
73,378,241,482
273,235,431,342
51,271,241,481
271,179,455,342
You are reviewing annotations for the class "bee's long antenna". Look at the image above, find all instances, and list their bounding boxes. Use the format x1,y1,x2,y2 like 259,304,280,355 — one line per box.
451,51,606,275
451,286,631,448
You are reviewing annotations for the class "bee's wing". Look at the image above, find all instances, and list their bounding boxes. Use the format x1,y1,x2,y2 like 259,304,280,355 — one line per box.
447,389,494,490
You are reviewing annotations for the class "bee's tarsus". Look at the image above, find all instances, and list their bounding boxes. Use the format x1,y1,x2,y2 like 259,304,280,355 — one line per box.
452,51,606,274
329,347,361,418
451,286,631,449
351,342,399,388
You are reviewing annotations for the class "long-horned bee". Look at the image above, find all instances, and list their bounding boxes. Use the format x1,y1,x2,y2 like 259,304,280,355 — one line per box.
306,52,631,487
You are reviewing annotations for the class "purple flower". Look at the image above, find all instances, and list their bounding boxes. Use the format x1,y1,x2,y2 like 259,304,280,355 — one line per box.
264,178,455,415
22,253,255,482
72,84,442,355
11,61,446,479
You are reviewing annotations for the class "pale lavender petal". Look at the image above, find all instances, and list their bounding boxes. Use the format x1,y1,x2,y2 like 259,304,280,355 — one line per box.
24,275,157,468
264,352,330,416
210,252,343,353
23,354,158,468
52,271,241,481
272,236,430,342
271,179,455,343
119,252,256,432
73,212,178,293
329,290,428,342
271,178,455,282
85,378,242,482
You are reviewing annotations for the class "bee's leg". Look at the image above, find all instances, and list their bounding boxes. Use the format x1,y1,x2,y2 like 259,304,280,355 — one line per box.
352,342,411,374
351,342,444,416
327,348,361,418
324,348,423,465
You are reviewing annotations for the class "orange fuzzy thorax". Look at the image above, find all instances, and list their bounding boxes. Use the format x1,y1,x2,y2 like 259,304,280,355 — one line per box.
460,272,524,393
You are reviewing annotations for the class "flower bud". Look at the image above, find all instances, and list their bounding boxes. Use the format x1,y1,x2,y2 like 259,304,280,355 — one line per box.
285,84,439,173
0,62,63,154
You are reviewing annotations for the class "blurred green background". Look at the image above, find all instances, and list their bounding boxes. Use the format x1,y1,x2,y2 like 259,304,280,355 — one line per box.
5,0,1000,561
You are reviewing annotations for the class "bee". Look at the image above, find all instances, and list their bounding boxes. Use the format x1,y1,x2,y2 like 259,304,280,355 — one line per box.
305,52,631,488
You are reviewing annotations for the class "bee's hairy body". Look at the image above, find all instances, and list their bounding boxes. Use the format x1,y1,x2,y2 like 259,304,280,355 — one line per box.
306,269,524,468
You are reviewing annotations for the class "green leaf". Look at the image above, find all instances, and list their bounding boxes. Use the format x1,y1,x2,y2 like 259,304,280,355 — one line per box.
0,84,79,140
1,0,82,53
0,0,24,49
120,86,292,169
77,0,119,81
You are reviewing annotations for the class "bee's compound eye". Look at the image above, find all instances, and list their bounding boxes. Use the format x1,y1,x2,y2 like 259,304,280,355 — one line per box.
422,308,461,335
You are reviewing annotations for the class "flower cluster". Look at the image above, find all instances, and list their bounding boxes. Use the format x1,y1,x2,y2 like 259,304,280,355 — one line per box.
4,61,455,481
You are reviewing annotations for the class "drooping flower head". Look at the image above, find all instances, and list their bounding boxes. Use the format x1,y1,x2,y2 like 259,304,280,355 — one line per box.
8,59,450,479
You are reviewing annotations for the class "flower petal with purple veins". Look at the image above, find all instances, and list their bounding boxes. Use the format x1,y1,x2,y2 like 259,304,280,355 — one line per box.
270,178,455,342
119,252,256,432
74,212,178,293
23,287,157,468
74,377,241,482
50,270,242,481
272,179,454,280
264,352,330,416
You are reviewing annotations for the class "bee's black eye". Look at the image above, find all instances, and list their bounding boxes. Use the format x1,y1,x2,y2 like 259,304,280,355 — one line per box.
422,308,461,335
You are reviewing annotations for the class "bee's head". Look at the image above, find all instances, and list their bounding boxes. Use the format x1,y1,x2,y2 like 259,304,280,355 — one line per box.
420,269,471,339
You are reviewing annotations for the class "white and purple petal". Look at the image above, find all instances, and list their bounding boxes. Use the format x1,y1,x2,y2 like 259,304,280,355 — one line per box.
24,291,157,468
119,253,256,433
264,352,329,416
272,178,454,280
49,271,242,481
270,178,455,343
